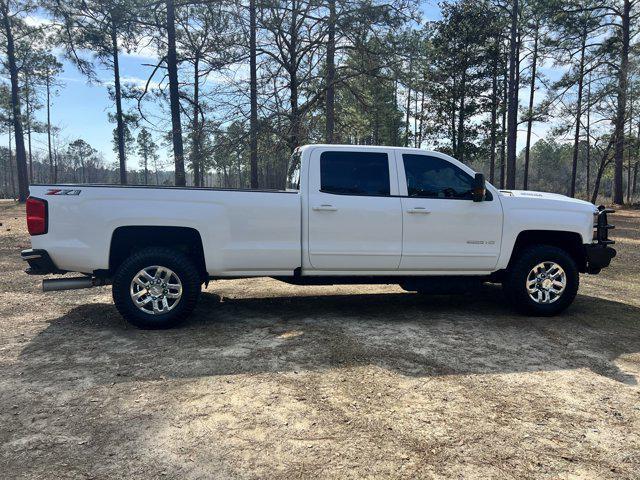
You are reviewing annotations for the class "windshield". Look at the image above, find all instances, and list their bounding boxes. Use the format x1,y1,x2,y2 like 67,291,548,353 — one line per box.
286,149,301,191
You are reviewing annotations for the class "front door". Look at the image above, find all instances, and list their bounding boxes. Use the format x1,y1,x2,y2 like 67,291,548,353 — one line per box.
307,148,402,271
397,153,503,271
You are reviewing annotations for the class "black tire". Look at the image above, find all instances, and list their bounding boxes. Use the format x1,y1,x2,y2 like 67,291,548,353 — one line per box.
503,245,579,316
112,247,201,329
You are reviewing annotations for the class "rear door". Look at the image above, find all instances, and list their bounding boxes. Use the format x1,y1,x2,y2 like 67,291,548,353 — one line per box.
397,152,503,271
307,148,402,270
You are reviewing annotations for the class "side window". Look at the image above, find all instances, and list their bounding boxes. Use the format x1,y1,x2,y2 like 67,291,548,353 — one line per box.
403,154,474,200
320,151,390,196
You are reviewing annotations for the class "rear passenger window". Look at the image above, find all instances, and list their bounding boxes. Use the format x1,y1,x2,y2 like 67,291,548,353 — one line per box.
403,154,474,200
320,151,390,196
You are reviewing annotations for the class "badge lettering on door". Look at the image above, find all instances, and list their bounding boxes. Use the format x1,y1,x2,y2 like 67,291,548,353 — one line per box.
466,240,496,245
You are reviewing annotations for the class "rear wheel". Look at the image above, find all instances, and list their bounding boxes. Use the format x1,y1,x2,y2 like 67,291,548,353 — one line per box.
112,247,201,329
503,245,579,316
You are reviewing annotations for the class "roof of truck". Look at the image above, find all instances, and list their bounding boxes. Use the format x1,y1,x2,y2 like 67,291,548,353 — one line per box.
297,144,474,175
298,144,460,162
300,144,445,154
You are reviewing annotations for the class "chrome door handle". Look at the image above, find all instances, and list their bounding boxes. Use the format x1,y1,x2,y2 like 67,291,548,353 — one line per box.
406,207,431,214
313,204,338,211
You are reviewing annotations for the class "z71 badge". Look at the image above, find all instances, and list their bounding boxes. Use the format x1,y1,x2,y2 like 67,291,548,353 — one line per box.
46,189,82,196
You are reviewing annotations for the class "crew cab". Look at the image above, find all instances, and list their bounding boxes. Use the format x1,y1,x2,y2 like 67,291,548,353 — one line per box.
21,145,616,328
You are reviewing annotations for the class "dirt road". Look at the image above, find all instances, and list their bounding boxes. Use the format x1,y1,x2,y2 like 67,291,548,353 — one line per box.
0,201,639,479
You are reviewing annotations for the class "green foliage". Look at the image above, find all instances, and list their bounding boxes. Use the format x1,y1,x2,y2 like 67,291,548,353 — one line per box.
421,0,502,162
136,127,160,184
46,0,143,77
334,40,405,146
110,111,138,156
0,0,639,201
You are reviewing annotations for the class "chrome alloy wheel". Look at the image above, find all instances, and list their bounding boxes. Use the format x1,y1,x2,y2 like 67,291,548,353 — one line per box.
130,266,183,315
526,261,566,304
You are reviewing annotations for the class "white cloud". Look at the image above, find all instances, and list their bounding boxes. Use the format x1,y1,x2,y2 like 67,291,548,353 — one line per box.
100,76,162,90
121,43,161,61
23,15,53,27
202,63,251,87
122,76,162,90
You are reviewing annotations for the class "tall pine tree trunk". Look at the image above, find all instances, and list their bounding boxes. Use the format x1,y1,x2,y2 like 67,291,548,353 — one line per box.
392,78,399,145
592,136,615,204
417,87,425,147
325,0,336,143
451,76,457,153
457,67,466,162
627,94,634,202
2,5,29,202
110,18,127,185
287,1,300,155
523,20,539,190
404,59,412,147
288,69,300,153
489,47,498,184
8,128,16,199
53,136,58,182
586,72,591,195
46,73,54,183
500,59,508,189
249,0,259,187
413,89,418,148
634,120,640,198
166,0,186,186
191,54,201,187
25,77,33,183
505,0,519,189
144,153,148,185
613,0,630,204
570,28,586,198
2,139,7,194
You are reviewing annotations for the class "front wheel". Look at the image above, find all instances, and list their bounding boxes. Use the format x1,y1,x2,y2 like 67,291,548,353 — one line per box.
112,247,202,329
503,245,579,316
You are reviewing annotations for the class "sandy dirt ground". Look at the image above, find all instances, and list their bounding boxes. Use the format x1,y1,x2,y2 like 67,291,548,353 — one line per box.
0,200,639,479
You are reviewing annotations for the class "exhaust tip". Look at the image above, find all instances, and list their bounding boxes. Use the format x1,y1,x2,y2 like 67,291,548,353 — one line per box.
42,277,108,292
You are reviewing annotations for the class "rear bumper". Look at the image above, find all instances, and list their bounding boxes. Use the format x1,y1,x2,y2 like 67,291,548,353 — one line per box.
20,249,64,275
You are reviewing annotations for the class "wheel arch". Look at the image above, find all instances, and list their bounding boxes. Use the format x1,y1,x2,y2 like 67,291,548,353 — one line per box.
508,230,587,272
108,226,207,280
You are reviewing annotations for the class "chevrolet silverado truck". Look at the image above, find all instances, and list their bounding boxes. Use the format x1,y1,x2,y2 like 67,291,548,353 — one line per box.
21,145,616,328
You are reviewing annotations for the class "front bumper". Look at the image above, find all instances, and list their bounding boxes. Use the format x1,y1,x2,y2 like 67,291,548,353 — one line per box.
20,249,64,275
585,206,616,274
585,244,616,273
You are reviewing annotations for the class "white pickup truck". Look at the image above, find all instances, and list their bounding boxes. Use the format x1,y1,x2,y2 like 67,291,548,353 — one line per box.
21,144,616,328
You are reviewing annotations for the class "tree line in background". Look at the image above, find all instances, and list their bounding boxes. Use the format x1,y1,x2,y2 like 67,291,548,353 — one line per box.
0,0,639,204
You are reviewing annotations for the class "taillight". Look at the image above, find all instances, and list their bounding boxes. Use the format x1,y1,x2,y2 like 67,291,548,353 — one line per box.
26,197,48,235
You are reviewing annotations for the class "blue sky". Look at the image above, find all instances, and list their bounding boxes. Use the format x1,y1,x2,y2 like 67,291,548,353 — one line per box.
45,53,156,168
5,1,564,172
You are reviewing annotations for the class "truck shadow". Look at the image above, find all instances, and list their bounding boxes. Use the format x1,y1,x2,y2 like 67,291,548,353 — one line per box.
17,286,640,386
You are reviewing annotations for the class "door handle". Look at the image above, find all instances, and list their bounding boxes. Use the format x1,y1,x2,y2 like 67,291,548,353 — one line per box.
406,207,431,214
313,204,338,211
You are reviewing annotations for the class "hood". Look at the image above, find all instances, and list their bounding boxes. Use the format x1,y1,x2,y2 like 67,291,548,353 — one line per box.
499,189,596,210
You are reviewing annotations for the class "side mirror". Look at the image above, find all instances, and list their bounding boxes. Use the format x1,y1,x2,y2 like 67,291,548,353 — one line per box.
472,173,486,202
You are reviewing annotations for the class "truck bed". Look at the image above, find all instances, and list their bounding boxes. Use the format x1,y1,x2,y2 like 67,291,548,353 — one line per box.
28,184,302,276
